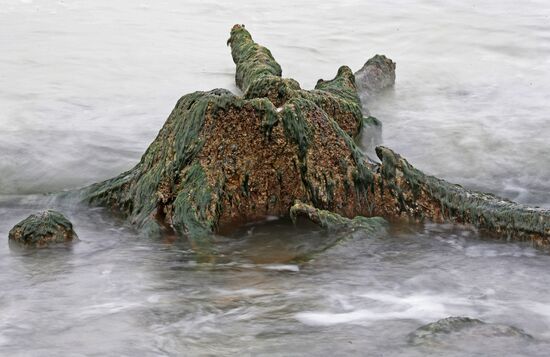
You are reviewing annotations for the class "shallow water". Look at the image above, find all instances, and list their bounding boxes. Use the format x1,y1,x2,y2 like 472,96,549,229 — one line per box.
1,0,550,356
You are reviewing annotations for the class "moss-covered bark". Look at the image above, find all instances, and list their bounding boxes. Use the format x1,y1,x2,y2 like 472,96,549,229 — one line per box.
83,25,549,247
228,24,364,138
290,201,387,233
373,147,550,247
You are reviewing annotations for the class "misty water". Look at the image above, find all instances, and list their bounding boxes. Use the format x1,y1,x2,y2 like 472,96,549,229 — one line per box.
1,0,550,355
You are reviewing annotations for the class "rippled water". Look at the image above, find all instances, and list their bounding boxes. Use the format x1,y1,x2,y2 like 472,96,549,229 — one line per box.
1,0,550,355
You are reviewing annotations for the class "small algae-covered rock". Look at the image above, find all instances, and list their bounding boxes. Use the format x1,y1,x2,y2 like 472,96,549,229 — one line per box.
8,210,78,248
354,54,396,95
408,317,533,347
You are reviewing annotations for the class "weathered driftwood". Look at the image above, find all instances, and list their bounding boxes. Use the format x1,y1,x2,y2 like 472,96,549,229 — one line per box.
83,25,549,247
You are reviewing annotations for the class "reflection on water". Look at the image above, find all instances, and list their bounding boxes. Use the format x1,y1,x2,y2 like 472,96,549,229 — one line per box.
1,0,550,355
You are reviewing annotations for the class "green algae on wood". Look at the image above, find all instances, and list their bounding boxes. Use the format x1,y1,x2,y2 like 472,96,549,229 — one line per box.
83,24,550,248
84,69,377,238
228,24,364,138
228,24,282,93
374,146,550,247
290,201,387,234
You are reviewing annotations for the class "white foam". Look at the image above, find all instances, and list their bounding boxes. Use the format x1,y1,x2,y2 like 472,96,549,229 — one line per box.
262,264,300,272
296,292,480,326
147,294,161,303
0,333,9,347
78,301,141,318
464,245,537,258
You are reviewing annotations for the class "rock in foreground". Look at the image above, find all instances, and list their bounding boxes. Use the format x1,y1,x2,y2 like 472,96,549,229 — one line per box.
8,210,78,248
408,316,533,347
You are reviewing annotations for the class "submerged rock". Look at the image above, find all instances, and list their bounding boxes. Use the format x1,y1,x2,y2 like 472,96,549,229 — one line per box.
354,54,396,95
408,316,533,347
8,210,78,248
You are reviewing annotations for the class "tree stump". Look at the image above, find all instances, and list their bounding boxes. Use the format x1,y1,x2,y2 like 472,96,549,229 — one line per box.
83,25,550,247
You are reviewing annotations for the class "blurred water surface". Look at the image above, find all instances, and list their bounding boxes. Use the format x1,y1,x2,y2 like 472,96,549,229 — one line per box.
1,0,550,355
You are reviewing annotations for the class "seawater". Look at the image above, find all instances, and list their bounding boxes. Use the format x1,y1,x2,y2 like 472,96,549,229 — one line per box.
1,0,549,355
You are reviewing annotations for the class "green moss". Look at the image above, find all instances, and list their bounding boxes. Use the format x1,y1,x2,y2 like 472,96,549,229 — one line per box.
172,90,235,169
408,316,532,346
139,219,164,239
290,201,387,233
228,25,282,92
375,146,550,242
323,109,376,203
280,98,315,159
80,25,549,246
172,163,216,237
298,67,363,138
244,75,300,103
314,65,360,104
250,97,279,138
86,89,235,232
9,210,77,247
363,116,382,128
